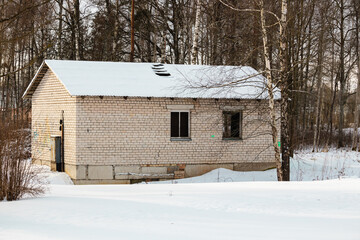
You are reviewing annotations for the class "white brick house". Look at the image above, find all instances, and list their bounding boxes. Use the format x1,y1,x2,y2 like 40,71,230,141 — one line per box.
23,60,280,184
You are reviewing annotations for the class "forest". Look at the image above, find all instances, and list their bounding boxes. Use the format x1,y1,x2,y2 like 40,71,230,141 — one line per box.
0,0,359,161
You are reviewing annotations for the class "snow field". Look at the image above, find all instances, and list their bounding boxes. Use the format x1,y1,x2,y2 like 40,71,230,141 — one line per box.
0,150,359,240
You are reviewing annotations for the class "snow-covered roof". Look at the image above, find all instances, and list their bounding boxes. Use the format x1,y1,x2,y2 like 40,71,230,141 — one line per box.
23,60,280,99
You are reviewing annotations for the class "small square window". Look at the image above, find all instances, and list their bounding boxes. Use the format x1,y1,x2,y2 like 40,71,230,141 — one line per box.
171,111,190,138
223,111,242,139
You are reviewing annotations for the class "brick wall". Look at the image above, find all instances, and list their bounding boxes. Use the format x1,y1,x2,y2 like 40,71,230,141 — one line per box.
76,96,278,167
31,69,77,171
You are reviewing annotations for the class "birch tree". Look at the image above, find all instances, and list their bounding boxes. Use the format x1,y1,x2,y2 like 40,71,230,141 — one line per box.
191,0,201,65
259,0,282,180
218,0,286,180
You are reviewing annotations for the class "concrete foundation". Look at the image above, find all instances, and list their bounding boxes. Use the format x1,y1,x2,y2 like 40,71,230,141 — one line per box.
73,179,131,185
68,162,276,184
65,164,76,179
88,166,113,180
184,164,234,178
234,162,276,171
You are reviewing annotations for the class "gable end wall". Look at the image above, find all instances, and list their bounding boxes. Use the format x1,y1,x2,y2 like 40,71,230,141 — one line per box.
31,69,77,178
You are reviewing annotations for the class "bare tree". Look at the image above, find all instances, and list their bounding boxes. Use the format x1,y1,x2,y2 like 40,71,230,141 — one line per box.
337,0,347,147
278,0,290,181
213,0,286,180
56,0,64,60
313,2,327,152
130,0,135,62
191,0,201,65
352,0,360,151
259,0,282,180
2,0,360,172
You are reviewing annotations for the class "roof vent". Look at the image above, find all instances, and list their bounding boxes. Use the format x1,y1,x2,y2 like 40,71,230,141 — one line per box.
152,64,171,76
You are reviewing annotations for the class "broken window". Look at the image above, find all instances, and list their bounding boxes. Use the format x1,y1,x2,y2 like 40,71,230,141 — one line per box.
171,111,189,138
223,111,242,139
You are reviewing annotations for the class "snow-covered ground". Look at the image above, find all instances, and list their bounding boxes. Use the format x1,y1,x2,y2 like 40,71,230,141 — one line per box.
0,150,359,240
150,149,360,184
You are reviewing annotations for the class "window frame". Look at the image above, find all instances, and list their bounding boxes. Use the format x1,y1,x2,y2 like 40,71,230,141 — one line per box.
222,110,243,140
170,110,191,141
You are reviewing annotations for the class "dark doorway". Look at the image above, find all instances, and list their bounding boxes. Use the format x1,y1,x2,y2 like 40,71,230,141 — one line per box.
54,136,64,172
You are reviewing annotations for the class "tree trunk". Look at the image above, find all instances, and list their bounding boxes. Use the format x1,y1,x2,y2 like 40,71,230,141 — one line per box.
338,0,345,148
160,0,168,63
110,0,120,61
326,40,337,148
73,0,82,60
251,0,259,69
279,0,290,181
259,0,282,181
312,9,325,152
172,0,180,64
352,0,360,151
353,54,360,151
191,0,201,65
130,0,135,62
57,0,64,60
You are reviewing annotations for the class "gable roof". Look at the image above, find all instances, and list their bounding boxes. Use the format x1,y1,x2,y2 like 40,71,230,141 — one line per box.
23,60,280,100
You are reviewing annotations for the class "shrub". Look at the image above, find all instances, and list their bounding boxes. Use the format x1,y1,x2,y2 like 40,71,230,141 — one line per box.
0,122,46,201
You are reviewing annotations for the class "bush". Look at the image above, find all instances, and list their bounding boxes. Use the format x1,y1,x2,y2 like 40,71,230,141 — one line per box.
0,122,46,201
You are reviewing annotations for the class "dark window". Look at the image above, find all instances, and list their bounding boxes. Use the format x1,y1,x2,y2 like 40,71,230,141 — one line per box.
171,112,189,138
223,111,242,139
171,112,179,137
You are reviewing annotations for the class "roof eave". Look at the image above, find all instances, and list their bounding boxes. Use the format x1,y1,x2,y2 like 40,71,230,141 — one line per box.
22,60,72,99
72,94,278,100
22,61,48,99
